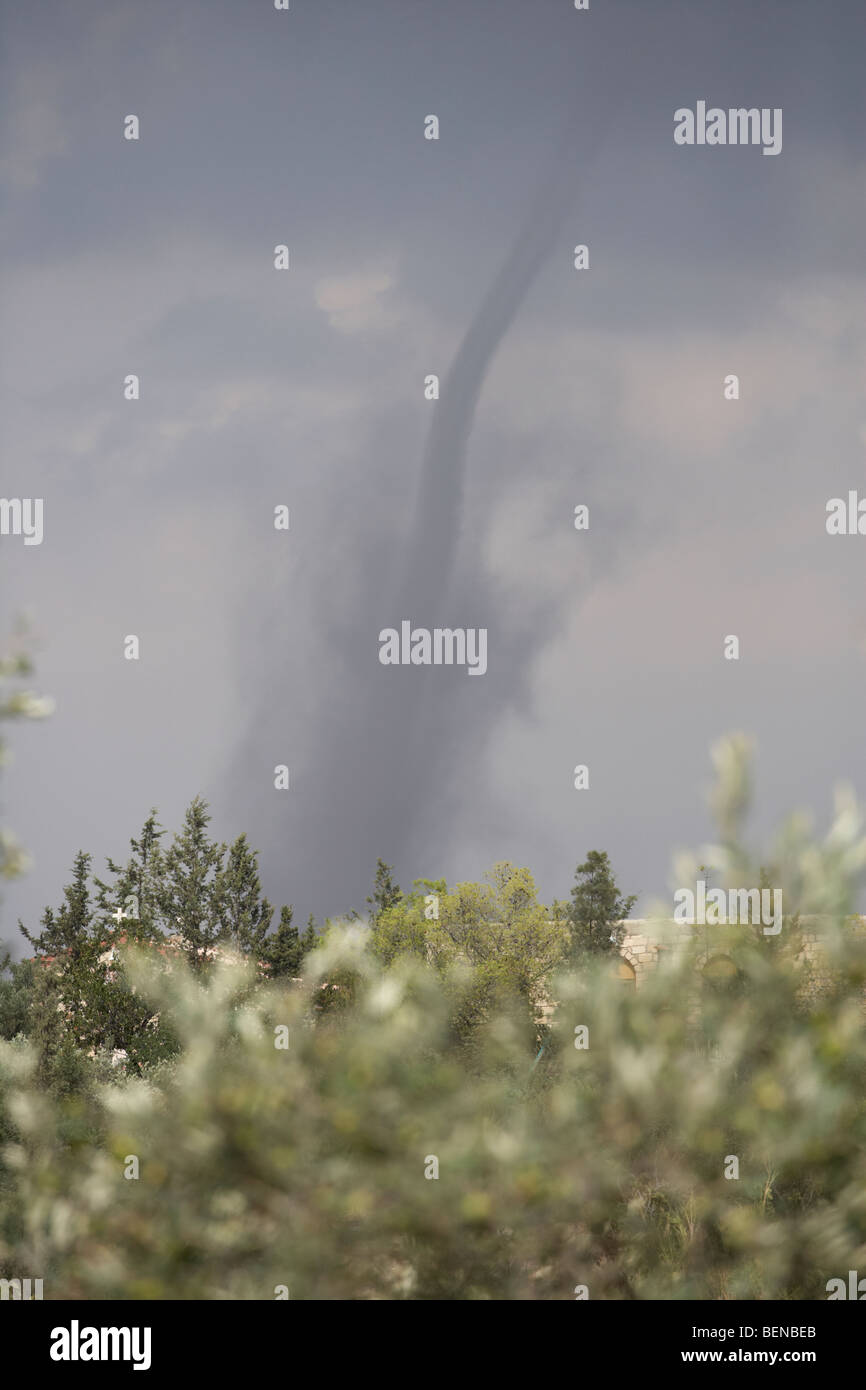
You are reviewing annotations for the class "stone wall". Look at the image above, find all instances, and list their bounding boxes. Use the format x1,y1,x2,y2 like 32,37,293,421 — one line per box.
617,916,866,991
619,920,691,986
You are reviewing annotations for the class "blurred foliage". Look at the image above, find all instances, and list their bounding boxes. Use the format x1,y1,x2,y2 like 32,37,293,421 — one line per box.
1,736,866,1299
0,630,53,882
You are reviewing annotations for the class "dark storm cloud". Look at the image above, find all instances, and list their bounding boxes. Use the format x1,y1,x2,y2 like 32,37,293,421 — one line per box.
2,0,865,949
222,36,625,924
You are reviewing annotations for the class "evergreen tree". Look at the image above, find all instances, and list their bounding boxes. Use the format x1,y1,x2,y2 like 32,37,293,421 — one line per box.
366,857,402,919
159,798,224,970
301,914,318,956
93,810,166,942
262,905,303,977
215,833,274,957
20,850,95,965
21,842,174,1073
16,851,138,1074
568,850,637,960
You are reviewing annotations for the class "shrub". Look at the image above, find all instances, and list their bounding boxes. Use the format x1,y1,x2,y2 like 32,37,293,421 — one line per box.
1,737,865,1299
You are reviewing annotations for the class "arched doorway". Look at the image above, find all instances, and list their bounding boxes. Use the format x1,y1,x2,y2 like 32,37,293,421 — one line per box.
701,953,741,995
613,958,636,989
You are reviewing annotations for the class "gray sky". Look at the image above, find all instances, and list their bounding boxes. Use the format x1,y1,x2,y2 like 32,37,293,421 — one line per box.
2,0,865,951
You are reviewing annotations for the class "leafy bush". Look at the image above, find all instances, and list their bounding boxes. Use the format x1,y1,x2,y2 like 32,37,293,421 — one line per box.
1,737,866,1300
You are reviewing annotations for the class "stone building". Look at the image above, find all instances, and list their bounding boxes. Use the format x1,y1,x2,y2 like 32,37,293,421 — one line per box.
615,915,866,991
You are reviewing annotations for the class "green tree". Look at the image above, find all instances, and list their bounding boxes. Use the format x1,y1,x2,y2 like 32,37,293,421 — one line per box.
262,905,303,978
18,852,166,1073
366,858,402,919
159,798,225,971
93,810,167,943
431,866,566,977
370,866,568,1058
300,914,318,956
20,850,95,966
568,850,636,960
70,957,172,1071
369,891,429,967
1,646,170,1077
215,833,274,957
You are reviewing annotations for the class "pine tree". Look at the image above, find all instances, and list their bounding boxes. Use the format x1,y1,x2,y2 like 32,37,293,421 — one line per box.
568,850,637,960
159,798,224,970
301,913,318,956
93,810,166,943
366,858,402,919
262,905,303,977
18,851,114,1072
20,850,95,965
215,833,274,957
22,844,174,1072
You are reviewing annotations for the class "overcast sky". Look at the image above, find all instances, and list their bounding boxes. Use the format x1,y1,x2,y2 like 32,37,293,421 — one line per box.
2,0,865,951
